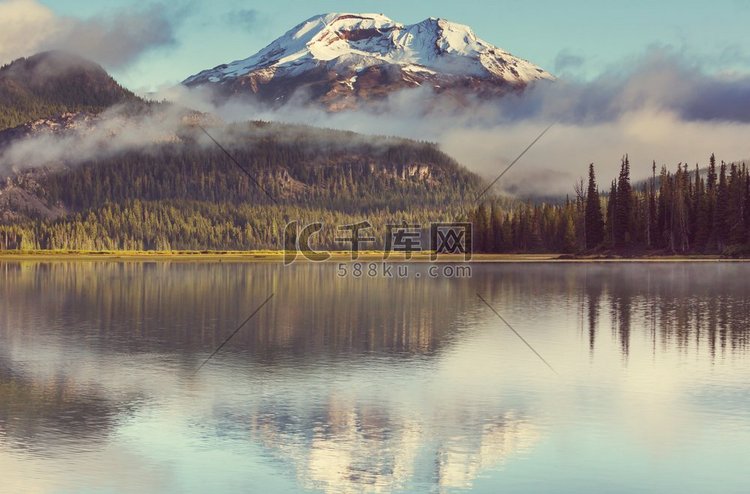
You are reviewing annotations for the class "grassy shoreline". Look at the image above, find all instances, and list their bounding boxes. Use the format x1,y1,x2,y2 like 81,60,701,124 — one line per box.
0,250,747,262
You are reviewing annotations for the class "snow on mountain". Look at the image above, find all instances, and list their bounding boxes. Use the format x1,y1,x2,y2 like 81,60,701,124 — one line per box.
184,13,554,109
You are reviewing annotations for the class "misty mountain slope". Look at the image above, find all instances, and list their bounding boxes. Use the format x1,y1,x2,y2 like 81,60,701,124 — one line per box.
0,49,484,250
41,122,479,210
0,117,482,249
0,51,141,131
184,12,553,110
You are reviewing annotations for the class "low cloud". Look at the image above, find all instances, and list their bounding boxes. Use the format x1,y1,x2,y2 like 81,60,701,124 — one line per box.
440,112,750,196
0,104,201,172
0,0,183,69
155,47,750,196
3,46,750,197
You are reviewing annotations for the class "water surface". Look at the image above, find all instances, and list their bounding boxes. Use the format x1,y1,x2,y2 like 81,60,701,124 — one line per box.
1,261,749,493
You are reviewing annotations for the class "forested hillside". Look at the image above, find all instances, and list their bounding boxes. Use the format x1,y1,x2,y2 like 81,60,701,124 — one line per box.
0,51,139,131
0,121,480,250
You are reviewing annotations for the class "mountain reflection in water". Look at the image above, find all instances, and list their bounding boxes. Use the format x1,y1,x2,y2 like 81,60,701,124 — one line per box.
1,261,749,493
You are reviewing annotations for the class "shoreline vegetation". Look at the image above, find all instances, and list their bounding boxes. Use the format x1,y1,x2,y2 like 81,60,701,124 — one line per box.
470,155,750,257
0,250,747,262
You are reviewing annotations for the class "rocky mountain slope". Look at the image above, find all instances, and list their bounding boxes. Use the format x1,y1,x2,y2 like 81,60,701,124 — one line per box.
184,13,554,110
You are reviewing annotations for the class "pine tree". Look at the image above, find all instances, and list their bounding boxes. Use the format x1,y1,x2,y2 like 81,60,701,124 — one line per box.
647,161,658,249
614,156,632,249
715,161,730,251
473,203,490,252
728,163,747,245
584,164,605,249
694,164,710,252
605,180,618,247
672,164,690,252
490,203,504,252
706,153,718,249
560,212,577,253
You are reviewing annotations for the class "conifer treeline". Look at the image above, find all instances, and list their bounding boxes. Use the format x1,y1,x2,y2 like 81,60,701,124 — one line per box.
0,122,479,251
471,154,750,256
4,148,750,255
0,200,455,251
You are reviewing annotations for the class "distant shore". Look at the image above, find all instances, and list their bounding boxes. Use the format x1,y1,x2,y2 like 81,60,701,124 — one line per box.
1,250,747,262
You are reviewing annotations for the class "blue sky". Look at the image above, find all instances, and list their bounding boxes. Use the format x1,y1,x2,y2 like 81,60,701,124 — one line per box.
39,0,750,90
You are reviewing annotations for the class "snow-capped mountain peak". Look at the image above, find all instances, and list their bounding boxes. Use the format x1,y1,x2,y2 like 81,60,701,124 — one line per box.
184,13,553,109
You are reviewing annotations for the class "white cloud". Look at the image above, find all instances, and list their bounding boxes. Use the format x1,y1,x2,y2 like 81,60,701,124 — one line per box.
0,0,61,63
0,0,182,68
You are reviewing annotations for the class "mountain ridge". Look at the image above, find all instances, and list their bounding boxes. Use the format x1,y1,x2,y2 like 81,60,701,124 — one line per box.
0,51,141,131
183,12,553,110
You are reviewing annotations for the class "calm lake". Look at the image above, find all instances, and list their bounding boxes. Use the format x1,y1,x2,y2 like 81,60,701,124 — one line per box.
1,261,749,493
